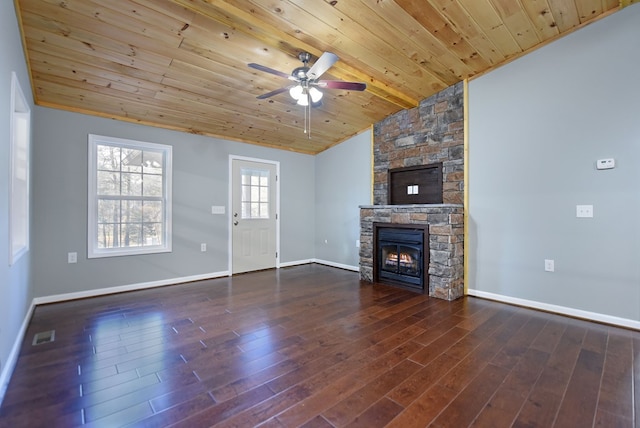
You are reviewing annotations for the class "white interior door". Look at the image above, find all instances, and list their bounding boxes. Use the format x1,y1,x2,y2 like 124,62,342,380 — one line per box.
231,158,278,274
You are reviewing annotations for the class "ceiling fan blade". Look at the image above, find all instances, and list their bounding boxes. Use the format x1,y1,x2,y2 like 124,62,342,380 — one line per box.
317,80,367,91
248,63,293,80
256,86,293,99
307,52,339,80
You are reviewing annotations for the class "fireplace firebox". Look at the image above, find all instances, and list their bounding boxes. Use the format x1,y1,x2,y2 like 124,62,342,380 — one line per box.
374,223,429,293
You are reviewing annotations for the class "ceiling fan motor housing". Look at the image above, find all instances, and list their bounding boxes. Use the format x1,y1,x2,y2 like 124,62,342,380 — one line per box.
297,52,311,64
292,66,310,81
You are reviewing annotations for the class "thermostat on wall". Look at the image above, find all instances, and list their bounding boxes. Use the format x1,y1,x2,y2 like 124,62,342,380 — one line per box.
596,158,615,170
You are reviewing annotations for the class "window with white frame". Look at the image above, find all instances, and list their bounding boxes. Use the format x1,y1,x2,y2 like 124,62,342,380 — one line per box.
88,134,172,258
241,168,270,219
9,72,31,266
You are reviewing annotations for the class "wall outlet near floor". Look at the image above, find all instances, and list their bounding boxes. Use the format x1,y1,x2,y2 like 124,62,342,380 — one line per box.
68,252,77,264
544,259,554,272
200,243,207,252
576,204,593,218
356,239,360,248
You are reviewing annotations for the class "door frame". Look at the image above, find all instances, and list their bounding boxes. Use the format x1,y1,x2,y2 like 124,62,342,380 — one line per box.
228,155,280,275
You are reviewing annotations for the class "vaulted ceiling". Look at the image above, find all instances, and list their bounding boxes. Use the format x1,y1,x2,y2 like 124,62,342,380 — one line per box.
15,0,634,154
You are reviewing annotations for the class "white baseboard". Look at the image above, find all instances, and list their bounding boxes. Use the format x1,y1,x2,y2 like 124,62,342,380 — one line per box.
33,271,230,305
467,288,640,330
0,301,35,407
312,259,359,272
278,259,359,272
278,259,314,268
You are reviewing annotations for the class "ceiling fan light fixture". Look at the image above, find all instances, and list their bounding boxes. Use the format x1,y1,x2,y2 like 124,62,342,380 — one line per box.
297,91,309,106
309,87,323,103
289,85,303,100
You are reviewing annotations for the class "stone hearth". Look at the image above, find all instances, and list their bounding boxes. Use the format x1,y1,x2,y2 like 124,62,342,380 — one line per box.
360,204,464,300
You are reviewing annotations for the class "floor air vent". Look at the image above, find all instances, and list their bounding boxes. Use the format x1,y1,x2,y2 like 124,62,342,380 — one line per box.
32,330,56,345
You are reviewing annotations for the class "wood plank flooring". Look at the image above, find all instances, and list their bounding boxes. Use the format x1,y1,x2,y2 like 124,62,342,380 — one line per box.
0,264,638,427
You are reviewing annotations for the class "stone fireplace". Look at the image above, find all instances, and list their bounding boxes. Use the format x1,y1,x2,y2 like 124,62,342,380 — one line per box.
360,82,464,301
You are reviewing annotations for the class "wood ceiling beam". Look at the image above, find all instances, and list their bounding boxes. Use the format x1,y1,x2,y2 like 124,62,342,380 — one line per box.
172,0,419,109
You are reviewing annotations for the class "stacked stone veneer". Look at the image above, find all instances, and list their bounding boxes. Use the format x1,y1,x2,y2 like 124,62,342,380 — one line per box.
374,82,464,205
360,204,464,300
360,82,464,301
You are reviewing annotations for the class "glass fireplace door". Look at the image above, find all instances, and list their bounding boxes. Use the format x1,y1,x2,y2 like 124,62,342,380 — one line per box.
380,243,422,283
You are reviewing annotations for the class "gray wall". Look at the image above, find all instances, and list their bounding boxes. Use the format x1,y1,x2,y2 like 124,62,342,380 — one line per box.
468,4,640,321
0,0,35,389
315,130,372,268
32,108,316,297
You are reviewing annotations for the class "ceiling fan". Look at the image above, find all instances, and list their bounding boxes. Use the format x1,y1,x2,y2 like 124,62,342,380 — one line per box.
248,52,366,137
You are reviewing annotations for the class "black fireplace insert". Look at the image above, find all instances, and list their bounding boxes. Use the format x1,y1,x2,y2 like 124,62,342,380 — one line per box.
373,223,429,293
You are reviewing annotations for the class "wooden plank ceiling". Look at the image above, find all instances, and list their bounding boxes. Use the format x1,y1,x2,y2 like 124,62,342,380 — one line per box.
15,0,630,154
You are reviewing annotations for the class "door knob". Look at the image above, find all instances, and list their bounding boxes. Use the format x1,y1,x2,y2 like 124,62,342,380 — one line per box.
234,221,238,226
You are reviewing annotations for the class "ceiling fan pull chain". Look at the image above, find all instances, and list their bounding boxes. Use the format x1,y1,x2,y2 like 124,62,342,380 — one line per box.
307,94,312,139
304,101,308,135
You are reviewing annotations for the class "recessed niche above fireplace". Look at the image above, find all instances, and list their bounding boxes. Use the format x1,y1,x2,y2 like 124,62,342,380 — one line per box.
388,163,443,205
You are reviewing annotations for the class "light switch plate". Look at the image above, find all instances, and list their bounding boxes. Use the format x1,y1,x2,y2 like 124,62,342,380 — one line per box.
211,205,225,215
406,185,419,195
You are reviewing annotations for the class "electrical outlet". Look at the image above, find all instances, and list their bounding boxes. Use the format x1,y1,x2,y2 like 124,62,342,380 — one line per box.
576,205,593,218
356,239,360,248
68,252,77,264
200,243,207,252
544,259,554,272
596,158,615,170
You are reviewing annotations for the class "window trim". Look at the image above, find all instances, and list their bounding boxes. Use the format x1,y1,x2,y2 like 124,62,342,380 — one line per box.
88,134,172,258
9,72,30,266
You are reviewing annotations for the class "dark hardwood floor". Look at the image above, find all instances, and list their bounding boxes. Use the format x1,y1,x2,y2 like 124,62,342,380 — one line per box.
0,264,638,427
